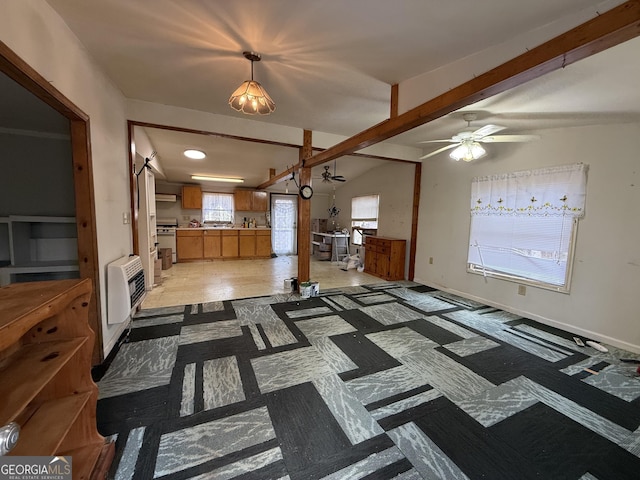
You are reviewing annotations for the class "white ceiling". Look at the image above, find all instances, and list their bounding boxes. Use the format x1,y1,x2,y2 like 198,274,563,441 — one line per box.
20,0,640,191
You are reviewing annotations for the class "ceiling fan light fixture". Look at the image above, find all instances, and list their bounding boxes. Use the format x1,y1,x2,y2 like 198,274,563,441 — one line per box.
229,51,275,115
450,141,486,162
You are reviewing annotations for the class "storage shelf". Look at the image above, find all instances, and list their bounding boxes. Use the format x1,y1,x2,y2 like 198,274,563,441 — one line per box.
0,337,87,424
9,215,76,223
11,391,91,456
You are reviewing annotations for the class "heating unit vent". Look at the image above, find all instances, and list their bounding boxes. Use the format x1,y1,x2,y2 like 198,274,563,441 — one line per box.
107,254,146,324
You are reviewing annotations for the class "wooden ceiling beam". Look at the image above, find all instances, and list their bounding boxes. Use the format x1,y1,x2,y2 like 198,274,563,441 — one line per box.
301,0,640,169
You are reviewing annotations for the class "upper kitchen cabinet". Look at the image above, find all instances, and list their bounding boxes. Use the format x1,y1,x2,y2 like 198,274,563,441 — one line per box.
234,190,268,211
182,185,202,210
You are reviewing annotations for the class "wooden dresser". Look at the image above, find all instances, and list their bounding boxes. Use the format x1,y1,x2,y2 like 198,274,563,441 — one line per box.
364,236,406,281
0,279,111,479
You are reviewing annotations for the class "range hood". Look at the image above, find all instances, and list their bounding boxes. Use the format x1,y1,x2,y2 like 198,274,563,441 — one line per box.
155,193,177,202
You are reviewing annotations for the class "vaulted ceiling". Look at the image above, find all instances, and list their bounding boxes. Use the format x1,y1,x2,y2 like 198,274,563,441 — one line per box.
25,1,640,190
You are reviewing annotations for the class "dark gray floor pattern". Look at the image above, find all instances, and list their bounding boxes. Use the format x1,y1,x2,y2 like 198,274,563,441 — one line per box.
94,282,640,480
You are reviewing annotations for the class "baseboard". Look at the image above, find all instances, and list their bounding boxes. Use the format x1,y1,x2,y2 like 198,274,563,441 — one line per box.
413,277,640,354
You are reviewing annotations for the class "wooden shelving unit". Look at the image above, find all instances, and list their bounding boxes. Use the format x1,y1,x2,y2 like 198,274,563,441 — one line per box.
0,278,111,479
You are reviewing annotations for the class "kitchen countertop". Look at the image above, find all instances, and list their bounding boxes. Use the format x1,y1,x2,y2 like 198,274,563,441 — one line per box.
176,226,270,231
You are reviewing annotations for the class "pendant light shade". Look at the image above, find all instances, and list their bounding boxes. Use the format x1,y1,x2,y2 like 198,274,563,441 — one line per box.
229,51,275,115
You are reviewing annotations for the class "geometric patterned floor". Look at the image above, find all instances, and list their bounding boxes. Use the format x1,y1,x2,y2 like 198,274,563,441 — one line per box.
94,282,640,480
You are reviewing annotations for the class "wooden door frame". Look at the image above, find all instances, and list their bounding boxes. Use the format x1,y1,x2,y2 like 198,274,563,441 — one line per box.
0,40,103,364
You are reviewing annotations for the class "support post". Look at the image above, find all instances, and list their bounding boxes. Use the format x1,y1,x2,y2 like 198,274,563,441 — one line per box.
297,130,313,285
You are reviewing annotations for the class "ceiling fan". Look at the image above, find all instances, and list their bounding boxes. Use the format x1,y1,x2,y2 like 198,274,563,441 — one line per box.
319,161,346,183
419,112,540,161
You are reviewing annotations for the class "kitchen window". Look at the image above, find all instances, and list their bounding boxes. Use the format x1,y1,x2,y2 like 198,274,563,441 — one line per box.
202,193,234,223
467,163,587,292
351,194,379,245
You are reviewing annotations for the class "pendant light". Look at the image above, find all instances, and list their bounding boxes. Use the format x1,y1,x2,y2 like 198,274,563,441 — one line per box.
229,51,276,115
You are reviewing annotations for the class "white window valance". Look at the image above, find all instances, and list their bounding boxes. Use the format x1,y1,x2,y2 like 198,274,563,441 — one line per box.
470,163,587,218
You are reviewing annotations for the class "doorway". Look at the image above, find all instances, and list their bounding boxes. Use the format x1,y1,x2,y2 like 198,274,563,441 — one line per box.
271,194,298,255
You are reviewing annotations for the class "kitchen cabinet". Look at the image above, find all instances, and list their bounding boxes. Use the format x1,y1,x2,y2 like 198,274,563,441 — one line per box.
234,190,269,211
364,236,406,281
239,230,256,257
256,230,272,257
176,230,203,261
182,185,202,210
203,230,222,258
221,230,239,258
0,279,110,477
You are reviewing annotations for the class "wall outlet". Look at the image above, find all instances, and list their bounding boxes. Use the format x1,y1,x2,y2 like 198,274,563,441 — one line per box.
429,257,433,264
182,215,190,221
518,285,526,296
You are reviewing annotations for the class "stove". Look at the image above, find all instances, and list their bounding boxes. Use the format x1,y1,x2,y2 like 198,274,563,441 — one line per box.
157,218,177,263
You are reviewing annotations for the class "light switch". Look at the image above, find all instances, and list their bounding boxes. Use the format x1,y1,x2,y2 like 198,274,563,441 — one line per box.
123,212,131,224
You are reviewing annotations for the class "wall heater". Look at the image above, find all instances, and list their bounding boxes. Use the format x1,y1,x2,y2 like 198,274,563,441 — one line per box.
107,255,146,324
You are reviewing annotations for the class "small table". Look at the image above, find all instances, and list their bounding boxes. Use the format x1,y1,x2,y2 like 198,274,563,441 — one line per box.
312,231,350,263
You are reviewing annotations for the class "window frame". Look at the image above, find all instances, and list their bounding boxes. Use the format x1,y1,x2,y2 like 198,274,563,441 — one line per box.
467,216,579,293
201,192,235,224
351,194,379,246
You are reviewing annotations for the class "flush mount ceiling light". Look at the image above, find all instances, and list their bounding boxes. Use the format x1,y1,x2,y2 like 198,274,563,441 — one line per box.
184,149,206,159
191,175,244,183
449,140,487,162
229,51,275,115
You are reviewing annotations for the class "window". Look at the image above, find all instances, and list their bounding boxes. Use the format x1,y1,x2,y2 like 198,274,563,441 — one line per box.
467,164,587,292
202,193,234,223
351,194,379,245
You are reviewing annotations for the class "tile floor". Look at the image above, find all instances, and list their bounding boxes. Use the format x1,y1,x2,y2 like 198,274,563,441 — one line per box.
142,256,382,308
97,282,640,479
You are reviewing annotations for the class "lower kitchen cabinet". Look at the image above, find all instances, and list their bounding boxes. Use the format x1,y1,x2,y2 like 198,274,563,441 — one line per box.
239,230,256,257
203,230,222,258
256,230,272,257
177,230,203,261
364,236,406,280
176,229,271,261
221,230,239,258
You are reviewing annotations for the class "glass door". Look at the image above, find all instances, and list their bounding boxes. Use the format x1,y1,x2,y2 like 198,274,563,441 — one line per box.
271,194,297,255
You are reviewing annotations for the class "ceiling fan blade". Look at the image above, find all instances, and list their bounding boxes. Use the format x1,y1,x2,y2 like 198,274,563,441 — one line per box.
419,143,460,160
480,134,540,143
418,139,455,144
332,177,346,182
472,124,506,138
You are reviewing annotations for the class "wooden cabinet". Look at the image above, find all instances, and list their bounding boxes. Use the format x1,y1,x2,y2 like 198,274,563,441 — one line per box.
177,229,271,261
364,236,406,280
0,279,111,477
239,230,256,257
177,230,203,261
182,185,202,210
234,190,269,211
203,230,222,259
256,230,272,257
221,230,239,257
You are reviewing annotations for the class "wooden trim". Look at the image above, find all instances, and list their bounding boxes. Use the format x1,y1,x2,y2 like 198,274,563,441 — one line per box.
128,122,139,256
302,1,640,168
408,162,421,281
0,40,103,364
390,84,399,118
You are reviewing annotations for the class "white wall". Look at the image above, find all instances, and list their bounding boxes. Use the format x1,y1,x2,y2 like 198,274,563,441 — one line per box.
1,0,132,358
415,123,640,352
334,162,415,273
